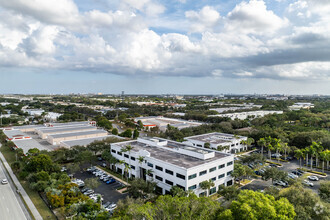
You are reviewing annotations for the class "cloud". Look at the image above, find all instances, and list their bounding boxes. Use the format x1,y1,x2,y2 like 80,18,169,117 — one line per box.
0,0,329,83
185,6,220,32
226,0,288,34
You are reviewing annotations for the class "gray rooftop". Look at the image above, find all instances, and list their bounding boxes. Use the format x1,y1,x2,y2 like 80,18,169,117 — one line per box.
3,129,30,139
185,132,245,145
49,129,108,139
40,125,96,134
114,139,230,169
13,139,49,153
61,135,125,147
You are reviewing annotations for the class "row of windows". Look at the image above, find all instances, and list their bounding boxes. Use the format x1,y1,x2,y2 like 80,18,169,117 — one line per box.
188,173,230,191
113,150,136,161
147,163,186,180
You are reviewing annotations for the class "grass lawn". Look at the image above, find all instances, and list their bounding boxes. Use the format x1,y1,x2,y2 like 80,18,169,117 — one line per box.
0,144,56,220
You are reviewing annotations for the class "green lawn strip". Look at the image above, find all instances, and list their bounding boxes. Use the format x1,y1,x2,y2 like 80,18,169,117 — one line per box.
0,144,56,220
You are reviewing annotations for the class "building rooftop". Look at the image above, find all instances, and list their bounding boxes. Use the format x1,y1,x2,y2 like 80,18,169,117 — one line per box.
61,135,125,147
185,132,245,145
39,125,96,134
113,137,230,169
49,129,108,139
13,139,49,153
3,129,30,139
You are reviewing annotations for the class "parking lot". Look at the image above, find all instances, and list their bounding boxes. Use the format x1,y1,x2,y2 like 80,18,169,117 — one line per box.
73,168,128,205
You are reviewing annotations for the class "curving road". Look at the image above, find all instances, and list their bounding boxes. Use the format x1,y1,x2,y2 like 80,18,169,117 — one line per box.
0,161,27,220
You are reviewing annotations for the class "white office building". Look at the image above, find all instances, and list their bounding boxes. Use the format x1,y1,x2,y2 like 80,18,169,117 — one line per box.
183,132,247,154
110,137,234,196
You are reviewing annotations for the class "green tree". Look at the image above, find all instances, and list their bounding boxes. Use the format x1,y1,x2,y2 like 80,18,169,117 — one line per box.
170,185,188,197
127,178,156,199
120,129,132,138
262,167,287,184
111,128,118,135
25,154,53,172
11,161,21,173
67,163,80,174
204,142,211,148
219,190,296,220
199,180,215,197
85,177,101,190
257,137,267,155
319,181,330,203
133,129,139,139
218,185,240,201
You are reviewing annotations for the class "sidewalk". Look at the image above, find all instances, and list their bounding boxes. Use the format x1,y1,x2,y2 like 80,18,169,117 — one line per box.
0,152,43,220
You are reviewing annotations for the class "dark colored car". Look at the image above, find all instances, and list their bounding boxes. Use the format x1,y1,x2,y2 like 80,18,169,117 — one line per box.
292,170,302,176
106,178,116,184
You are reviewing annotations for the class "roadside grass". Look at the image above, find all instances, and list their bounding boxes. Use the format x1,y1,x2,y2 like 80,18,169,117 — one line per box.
0,144,56,220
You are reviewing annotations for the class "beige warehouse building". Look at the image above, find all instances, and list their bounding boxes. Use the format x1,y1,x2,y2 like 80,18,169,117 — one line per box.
47,130,108,145
38,125,97,139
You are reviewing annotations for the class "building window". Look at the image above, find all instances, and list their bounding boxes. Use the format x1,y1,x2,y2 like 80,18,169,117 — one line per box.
165,169,173,175
209,187,216,195
155,165,163,171
188,173,197,180
197,144,202,147
218,174,225,179
199,170,207,176
218,164,225,169
210,177,216,182
176,173,185,180
117,152,122,156
148,173,153,177
131,165,135,170
155,175,163,181
131,156,136,161
188,185,197,190
227,171,232,176
227,161,233,166
176,184,185,190
111,149,116,153
147,162,153,168
124,154,129,158
165,179,173,186
209,167,216,172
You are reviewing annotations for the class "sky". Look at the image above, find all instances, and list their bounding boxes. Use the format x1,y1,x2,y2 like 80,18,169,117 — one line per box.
0,0,329,95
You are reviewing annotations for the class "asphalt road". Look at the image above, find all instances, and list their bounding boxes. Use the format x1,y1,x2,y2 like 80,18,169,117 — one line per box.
0,162,27,220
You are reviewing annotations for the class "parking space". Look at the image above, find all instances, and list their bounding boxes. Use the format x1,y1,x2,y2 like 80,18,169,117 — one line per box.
73,168,128,205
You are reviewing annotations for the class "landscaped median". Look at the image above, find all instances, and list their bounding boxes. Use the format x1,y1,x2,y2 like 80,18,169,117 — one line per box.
298,168,327,177
266,160,283,167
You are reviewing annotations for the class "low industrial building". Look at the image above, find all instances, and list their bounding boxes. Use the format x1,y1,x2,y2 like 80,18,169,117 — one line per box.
37,125,97,139
183,132,247,154
2,129,32,141
12,139,49,154
60,135,125,148
110,137,234,196
289,103,314,110
23,109,45,116
134,116,203,131
209,110,283,120
47,129,108,145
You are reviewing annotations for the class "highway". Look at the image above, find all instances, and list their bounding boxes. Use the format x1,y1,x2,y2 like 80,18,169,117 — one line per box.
0,161,27,220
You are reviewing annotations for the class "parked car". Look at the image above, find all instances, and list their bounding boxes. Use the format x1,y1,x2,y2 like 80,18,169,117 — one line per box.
102,163,107,167
271,153,282,158
108,203,117,210
303,180,314,187
308,176,319,181
103,201,111,208
269,164,278,168
81,188,90,193
1,179,8,184
106,179,116,184
98,157,103,161
292,170,302,176
83,189,94,195
274,180,288,187
61,166,67,172
288,173,298,179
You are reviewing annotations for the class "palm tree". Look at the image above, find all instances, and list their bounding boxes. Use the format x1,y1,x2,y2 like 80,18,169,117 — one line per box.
272,138,282,162
257,138,267,155
138,156,145,178
246,138,255,150
294,149,304,168
309,144,317,170
124,164,131,182
121,145,134,179
118,160,125,179
281,142,290,160
319,151,326,173
200,180,215,197
305,147,309,168
325,150,330,170
312,142,323,167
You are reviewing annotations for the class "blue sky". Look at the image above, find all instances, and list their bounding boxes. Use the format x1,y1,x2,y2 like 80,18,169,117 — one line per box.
0,0,329,94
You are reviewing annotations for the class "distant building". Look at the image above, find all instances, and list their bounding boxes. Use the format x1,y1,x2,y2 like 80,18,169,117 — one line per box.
110,137,234,196
209,110,283,120
289,103,314,110
23,109,45,116
184,132,247,154
134,116,203,131
43,112,62,122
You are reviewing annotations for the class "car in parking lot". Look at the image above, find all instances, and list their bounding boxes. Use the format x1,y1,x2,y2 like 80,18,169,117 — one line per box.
288,173,298,179
83,189,94,195
308,176,319,181
269,164,278,168
291,170,302,176
274,180,288,187
72,179,85,187
303,180,314,187
106,178,116,184
81,188,90,193
1,179,8,184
